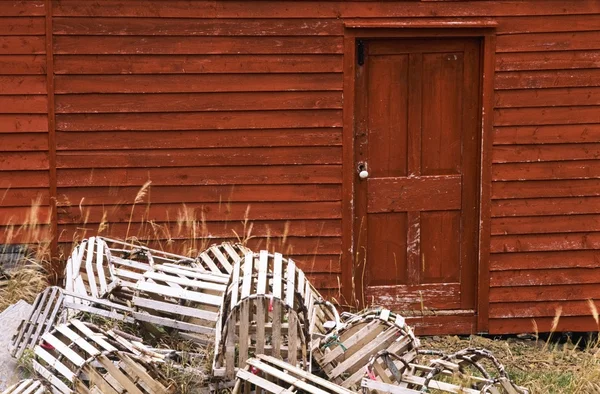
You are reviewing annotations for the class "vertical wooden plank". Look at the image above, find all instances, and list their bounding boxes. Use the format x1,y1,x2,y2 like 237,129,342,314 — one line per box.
288,312,298,366
285,258,295,308
85,237,98,298
225,312,235,379
273,253,283,300
239,300,250,373
241,253,253,299
257,250,268,295
477,32,496,333
96,238,107,294
230,259,241,310
272,253,282,359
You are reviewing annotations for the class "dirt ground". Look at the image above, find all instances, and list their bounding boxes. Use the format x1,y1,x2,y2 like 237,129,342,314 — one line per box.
420,334,600,394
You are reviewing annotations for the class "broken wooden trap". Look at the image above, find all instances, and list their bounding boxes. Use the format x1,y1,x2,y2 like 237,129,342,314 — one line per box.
312,308,421,390
212,250,313,379
7,236,528,394
1,379,49,394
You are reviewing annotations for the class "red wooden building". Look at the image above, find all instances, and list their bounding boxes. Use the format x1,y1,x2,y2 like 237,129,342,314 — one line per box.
1,0,600,335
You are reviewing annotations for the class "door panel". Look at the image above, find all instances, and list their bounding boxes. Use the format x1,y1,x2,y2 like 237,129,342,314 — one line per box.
355,38,481,313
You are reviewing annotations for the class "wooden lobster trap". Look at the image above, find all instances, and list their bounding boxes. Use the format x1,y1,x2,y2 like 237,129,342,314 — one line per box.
11,286,140,359
233,354,354,394
31,318,164,394
73,351,173,394
197,242,252,275
2,379,49,394
361,348,529,394
312,308,420,390
131,262,229,342
212,251,315,379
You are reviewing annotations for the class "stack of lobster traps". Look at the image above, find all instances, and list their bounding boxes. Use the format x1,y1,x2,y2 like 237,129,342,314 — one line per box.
4,236,528,394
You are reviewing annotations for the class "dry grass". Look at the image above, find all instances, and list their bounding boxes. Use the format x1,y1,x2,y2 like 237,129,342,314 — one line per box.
420,334,600,394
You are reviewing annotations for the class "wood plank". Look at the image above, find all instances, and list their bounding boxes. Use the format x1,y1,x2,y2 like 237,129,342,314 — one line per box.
53,17,342,36
0,114,47,132
0,76,45,97
55,184,340,205
365,283,462,310
496,51,600,71
492,214,600,235
367,175,461,213
490,300,600,319
54,54,342,74
0,36,45,54
56,129,342,150
497,31,600,53
492,197,600,217
490,250,600,271
494,124,600,145
495,87,600,108
0,2,45,17
493,143,600,163
491,267,600,287
490,283,600,303
0,171,49,188
52,1,600,18
56,147,341,168
0,188,48,206
55,92,341,113
0,96,47,114
491,232,600,253
494,106,600,126
54,36,342,55
492,179,600,199
0,152,48,171
56,165,341,186
56,110,342,131
495,69,600,90
54,74,342,93
489,315,600,334
2,133,48,152
495,15,600,34
0,17,45,35
493,160,600,181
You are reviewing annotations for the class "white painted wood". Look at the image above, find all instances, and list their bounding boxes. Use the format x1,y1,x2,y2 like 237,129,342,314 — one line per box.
33,347,75,382
53,324,100,357
69,320,117,352
132,296,218,321
257,251,268,295
272,253,283,300
230,262,240,310
142,271,226,292
40,333,86,367
285,258,295,308
32,361,71,394
135,281,222,306
211,246,233,273
95,238,108,294
85,239,98,298
361,379,420,394
241,253,253,298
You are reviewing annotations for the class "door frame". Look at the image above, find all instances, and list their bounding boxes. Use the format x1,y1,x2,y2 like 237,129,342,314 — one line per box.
340,22,497,334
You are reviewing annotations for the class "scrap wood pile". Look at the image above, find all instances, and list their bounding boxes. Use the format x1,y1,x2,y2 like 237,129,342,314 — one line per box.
4,236,529,394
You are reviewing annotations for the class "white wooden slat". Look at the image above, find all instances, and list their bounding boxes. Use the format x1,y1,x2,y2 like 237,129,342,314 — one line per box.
72,241,86,277
361,379,419,394
32,361,71,394
28,287,61,355
53,324,100,357
210,246,233,273
241,253,253,299
199,253,222,274
95,238,108,294
257,250,268,295
236,369,294,394
40,333,86,367
142,271,226,292
380,309,390,322
132,296,218,321
297,270,305,305
154,264,229,283
69,320,117,353
257,355,354,394
285,258,296,308
223,243,243,264
132,311,216,335
85,238,98,298
230,261,240,311
136,281,222,306
246,358,330,394
34,347,75,382
272,253,283,300
11,290,45,358
20,380,43,394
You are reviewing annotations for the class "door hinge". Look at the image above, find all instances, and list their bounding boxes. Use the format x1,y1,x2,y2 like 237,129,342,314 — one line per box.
357,40,365,66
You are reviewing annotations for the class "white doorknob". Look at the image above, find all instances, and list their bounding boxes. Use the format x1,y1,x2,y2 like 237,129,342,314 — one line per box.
359,170,369,179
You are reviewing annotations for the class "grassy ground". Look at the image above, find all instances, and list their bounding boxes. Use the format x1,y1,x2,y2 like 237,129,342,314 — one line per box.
420,334,600,393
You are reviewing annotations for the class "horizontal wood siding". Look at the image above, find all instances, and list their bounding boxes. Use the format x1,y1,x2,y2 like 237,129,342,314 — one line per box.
1,0,600,332
51,0,343,287
0,2,50,244
490,6,600,333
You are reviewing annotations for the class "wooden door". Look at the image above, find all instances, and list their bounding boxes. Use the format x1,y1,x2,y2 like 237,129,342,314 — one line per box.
354,38,481,314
